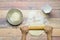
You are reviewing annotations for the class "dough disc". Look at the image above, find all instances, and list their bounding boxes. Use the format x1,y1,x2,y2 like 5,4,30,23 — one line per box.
29,30,44,36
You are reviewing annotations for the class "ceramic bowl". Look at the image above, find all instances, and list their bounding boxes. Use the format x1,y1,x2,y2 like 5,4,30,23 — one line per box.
6,9,23,25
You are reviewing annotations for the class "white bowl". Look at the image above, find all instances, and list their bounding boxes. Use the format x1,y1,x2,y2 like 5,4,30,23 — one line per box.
6,9,23,25
41,4,52,14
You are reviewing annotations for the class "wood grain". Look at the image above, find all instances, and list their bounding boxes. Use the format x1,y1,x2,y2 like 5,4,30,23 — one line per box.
0,28,59,36
0,0,60,38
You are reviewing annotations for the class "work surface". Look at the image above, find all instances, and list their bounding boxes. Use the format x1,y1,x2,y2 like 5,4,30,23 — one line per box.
0,28,59,40
0,10,60,40
0,0,60,40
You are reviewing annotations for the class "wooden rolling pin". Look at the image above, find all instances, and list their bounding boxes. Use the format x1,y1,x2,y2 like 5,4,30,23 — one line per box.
20,25,53,40
29,25,45,30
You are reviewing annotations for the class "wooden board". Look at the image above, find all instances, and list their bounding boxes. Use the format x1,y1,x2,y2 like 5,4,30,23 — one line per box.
0,10,60,36
0,0,60,10
0,0,60,39
0,28,60,40
0,28,59,36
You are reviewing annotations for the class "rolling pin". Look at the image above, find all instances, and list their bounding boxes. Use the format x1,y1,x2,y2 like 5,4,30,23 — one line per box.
29,25,45,30
20,25,53,40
